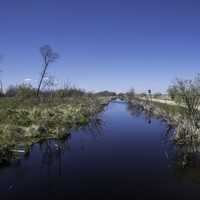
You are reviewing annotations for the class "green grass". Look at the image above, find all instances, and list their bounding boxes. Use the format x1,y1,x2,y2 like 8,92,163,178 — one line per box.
0,95,112,164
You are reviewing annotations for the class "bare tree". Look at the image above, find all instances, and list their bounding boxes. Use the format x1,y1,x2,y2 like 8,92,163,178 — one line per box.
168,74,200,128
36,45,59,96
0,55,3,94
42,75,57,92
0,70,3,94
126,88,135,100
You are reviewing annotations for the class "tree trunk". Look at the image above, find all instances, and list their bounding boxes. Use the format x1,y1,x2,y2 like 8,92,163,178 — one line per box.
36,64,48,97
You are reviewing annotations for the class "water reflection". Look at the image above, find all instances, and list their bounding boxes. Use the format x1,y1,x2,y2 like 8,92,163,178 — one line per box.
40,140,67,166
127,102,152,123
2,102,200,199
127,102,200,184
0,117,105,194
80,116,105,138
0,117,104,170
36,117,104,167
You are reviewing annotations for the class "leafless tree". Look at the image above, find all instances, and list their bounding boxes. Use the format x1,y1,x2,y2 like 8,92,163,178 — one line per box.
0,70,3,94
168,74,200,128
36,45,59,96
42,75,57,91
126,88,135,100
0,55,3,94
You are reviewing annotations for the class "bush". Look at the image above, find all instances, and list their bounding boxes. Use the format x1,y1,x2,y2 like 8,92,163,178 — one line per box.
126,88,135,100
5,85,18,97
56,87,85,98
16,84,36,99
5,84,36,99
0,91,4,97
168,74,200,128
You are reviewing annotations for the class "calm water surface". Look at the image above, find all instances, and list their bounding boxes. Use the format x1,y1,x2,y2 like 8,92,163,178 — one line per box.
1,101,200,199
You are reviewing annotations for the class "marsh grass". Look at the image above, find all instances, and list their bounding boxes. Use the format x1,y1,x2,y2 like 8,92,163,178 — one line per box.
0,91,113,164
128,96,200,146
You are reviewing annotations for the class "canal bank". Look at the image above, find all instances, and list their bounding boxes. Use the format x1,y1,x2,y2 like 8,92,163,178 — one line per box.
1,101,200,199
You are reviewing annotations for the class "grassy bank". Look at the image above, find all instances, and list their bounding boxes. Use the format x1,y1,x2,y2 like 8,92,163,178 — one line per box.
0,94,113,164
128,97,200,146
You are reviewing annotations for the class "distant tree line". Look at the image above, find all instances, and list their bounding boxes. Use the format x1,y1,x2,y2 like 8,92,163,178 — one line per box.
95,91,116,97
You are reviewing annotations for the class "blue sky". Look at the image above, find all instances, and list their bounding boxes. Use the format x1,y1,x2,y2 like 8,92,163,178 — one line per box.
0,0,200,93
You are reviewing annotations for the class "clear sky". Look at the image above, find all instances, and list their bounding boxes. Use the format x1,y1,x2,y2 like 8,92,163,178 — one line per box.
0,0,200,93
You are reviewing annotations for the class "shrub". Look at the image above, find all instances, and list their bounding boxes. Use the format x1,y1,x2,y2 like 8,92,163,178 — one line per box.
16,84,36,99
126,88,135,100
5,85,18,97
5,84,36,99
168,74,200,128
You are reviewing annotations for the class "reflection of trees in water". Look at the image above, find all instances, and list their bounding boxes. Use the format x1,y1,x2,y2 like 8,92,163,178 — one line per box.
0,117,104,180
73,117,104,152
175,156,200,184
38,137,70,178
127,102,200,184
40,139,68,166
169,146,200,184
80,117,104,138
127,103,144,117
161,125,200,184
37,117,104,171
127,103,152,124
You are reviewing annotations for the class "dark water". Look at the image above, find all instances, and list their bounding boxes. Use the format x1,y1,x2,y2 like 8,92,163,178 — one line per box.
1,101,200,199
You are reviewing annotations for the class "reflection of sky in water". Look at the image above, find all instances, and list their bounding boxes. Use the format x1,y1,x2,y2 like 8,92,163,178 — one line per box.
0,101,200,199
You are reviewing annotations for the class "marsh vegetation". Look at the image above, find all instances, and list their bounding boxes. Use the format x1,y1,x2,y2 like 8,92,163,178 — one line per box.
1,101,200,199
0,45,115,164
126,74,200,147
0,45,200,170
0,86,113,164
